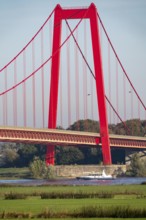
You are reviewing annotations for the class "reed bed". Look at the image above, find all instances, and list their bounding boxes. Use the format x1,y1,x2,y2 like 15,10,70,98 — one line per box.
3,190,143,200
40,191,114,199
1,206,146,218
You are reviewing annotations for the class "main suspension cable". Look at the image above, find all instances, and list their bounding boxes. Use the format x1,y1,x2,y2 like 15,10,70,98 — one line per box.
96,12,146,111
0,8,55,73
0,8,90,96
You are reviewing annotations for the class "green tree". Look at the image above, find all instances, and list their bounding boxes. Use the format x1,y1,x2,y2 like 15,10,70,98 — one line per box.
111,119,145,136
0,143,19,167
55,146,84,165
126,153,146,177
68,119,100,132
16,143,38,167
79,147,102,164
2,148,19,167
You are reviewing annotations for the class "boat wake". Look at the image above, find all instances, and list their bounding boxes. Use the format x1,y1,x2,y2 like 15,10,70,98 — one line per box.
76,170,115,180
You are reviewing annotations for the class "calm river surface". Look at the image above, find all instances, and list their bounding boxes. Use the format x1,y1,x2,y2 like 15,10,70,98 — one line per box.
0,177,146,186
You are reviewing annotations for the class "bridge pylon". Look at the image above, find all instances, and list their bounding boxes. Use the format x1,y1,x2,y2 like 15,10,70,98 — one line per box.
46,3,112,165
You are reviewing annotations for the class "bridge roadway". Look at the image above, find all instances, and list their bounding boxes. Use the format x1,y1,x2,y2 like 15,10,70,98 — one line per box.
0,127,146,149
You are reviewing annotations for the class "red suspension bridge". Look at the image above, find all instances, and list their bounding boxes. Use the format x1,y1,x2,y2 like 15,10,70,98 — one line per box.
0,3,146,165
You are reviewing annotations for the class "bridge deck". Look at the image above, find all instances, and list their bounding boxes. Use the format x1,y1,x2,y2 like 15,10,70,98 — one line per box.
0,127,145,149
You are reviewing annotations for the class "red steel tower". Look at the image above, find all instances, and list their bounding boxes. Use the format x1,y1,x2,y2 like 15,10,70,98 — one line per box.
46,3,112,165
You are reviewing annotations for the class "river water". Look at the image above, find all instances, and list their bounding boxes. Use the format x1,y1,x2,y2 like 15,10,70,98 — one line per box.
0,177,146,186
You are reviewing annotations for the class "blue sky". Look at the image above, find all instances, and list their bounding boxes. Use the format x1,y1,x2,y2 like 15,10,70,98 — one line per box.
0,0,146,124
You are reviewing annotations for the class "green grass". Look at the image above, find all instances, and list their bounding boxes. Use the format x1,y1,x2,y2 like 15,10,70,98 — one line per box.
0,197,146,213
0,185,146,220
0,168,31,179
1,184,146,195
0,185,146,219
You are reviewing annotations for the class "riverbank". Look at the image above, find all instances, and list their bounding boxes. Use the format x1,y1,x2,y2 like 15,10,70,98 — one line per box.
0,165,126,180
0,167,31,179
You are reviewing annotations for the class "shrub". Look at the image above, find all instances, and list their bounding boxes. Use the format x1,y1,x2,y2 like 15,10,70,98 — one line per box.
29,157,56,179
4,192,27,200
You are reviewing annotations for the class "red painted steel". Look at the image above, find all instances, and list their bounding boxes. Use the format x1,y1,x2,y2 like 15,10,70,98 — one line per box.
89,4,111,164
0,127,146,150
47,3,112,165
47,5,62,165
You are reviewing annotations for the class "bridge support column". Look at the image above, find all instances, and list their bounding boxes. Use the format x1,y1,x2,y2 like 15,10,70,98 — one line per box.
46,146,55,165
90,4,111,165
46,5,62,166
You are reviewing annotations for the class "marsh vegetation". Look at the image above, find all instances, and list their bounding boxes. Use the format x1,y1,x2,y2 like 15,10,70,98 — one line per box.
0,184,146,219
